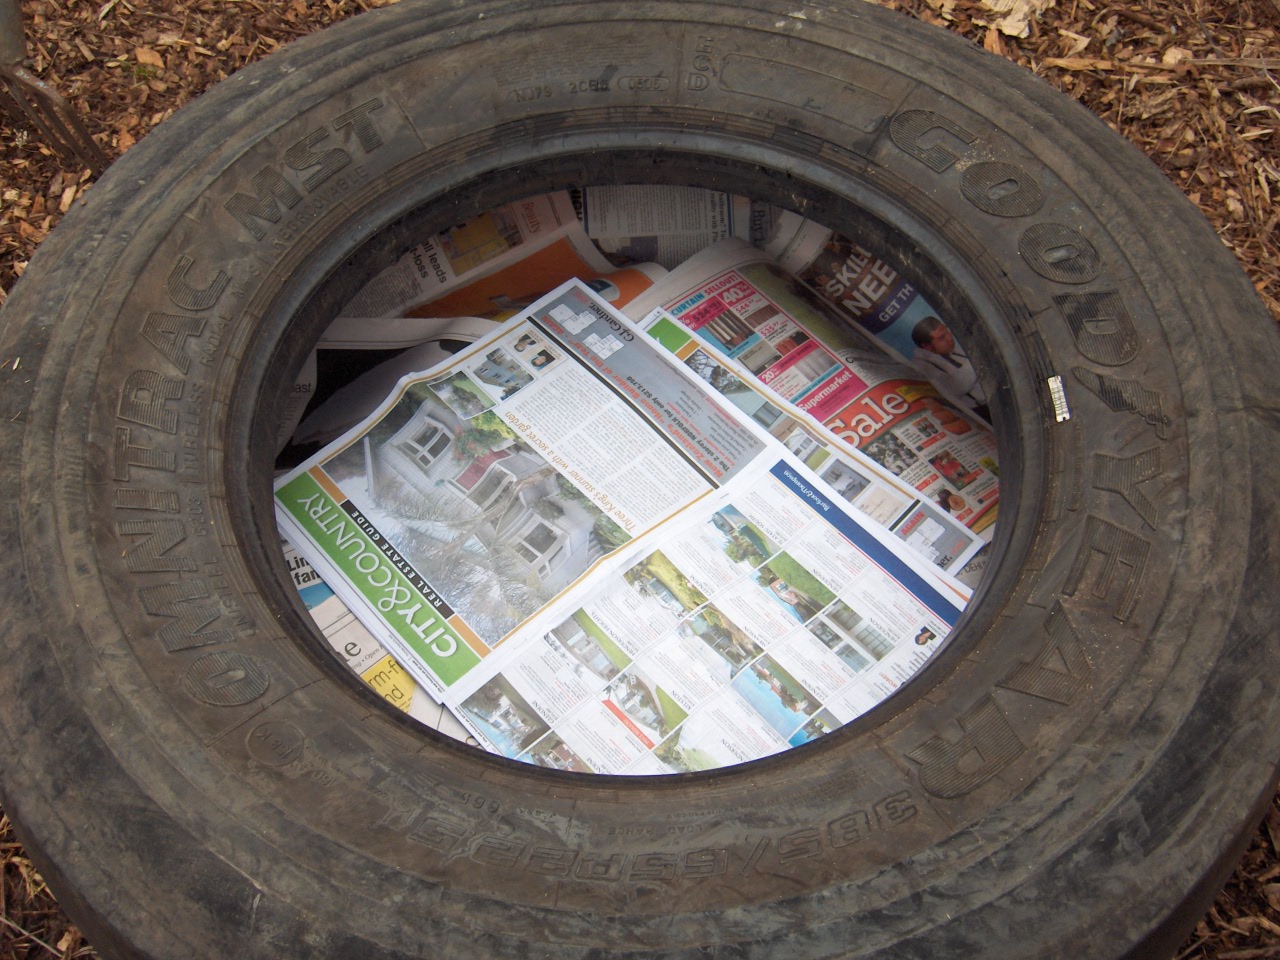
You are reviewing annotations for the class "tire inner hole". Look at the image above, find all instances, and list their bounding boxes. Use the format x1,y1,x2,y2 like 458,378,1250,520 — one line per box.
269,182,1001,775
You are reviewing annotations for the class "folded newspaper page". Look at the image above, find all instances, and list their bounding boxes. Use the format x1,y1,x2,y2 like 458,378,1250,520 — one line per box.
277,349,317,451
761,208,832,273
296,264,665,450
574,186,753,270
640,309,983,574
446,458,965,773
624,240,999,535
293,317,497,448
323,192,626,348
283,541,475,741
278,280,967,773
764,211,990,422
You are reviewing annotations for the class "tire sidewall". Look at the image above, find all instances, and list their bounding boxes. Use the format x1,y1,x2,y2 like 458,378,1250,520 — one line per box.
2,2,1278,957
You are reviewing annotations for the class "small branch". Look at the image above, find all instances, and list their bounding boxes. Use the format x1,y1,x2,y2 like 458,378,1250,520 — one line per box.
1108,7,1164,29
1218,76,1277,92
0,914,61,957
1190,57,1280,68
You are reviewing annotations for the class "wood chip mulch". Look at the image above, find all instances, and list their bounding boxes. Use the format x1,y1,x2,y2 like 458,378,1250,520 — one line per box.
2,0,1278,958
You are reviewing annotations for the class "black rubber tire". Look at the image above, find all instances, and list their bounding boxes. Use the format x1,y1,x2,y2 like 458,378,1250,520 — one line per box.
2,2,1278,958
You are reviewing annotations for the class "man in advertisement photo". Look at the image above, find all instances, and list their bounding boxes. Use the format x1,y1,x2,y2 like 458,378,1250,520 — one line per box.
909,316,991,423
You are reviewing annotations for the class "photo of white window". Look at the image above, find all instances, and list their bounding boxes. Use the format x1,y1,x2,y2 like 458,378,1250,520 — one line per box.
321,388,630,642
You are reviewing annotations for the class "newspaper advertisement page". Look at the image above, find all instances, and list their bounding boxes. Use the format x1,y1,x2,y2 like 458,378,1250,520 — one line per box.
276,281,770,697
765,210,990,421
953,542,991,592
444,434,966,774
426,285,966,773
279,281,965,773
640,309,983,574
576,186,752,269
282,541,475,741
322,192,618,348
624,239,1000,535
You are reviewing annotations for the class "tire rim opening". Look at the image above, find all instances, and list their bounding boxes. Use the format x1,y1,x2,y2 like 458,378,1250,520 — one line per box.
252,152,1029,777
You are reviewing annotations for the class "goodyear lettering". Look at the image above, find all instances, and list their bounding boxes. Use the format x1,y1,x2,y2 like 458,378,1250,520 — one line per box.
1093,447,1161,528
1053,291,1140,366
1072,368,1171,439
997,603,1092,705
890,101,1173,799
1019,223,1101,284
960,160,1045,217
889,109,977,172
1062,515,1150,621
906,695,1024,798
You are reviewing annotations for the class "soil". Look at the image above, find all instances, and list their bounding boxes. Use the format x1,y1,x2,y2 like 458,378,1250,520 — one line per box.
2,0,1278,957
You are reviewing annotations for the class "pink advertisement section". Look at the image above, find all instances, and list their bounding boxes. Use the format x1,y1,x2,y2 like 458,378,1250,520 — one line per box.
793,365,869,422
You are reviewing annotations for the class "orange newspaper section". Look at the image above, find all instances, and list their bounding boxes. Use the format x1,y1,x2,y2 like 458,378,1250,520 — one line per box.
407,238,607,319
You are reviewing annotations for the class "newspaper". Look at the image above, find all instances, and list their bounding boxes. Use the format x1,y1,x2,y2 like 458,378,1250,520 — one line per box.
574,186,754,270
624,240,1000,534
953,542,990,591
639,309,983,573
276,349,317,450
293,266,666,449
760,208,832,272
322,192,631,348
293,318,496,448
764,211,991,421
277,280,966,773
282,540,475,742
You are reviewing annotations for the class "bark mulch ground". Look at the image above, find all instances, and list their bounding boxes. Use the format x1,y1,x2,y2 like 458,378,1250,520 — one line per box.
2,0,1278,957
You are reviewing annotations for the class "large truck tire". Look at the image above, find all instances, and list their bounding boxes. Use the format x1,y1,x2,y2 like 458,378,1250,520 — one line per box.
1,1,1278,957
